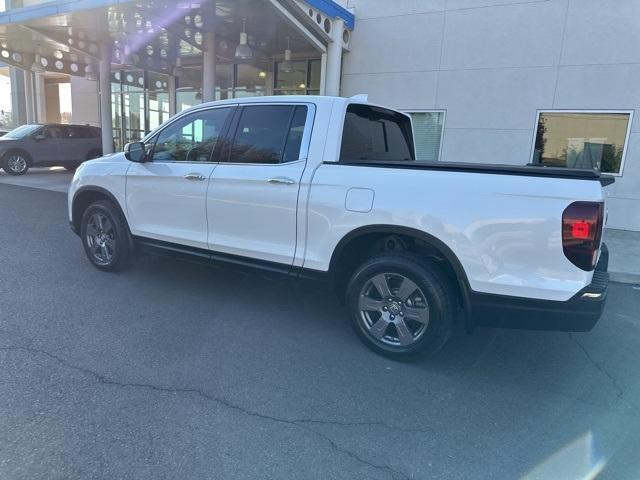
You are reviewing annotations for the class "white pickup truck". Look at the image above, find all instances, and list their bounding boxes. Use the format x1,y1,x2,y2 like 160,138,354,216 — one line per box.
68,95,610,358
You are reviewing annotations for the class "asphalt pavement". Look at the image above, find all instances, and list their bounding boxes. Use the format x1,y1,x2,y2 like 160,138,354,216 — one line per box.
1,183,639,480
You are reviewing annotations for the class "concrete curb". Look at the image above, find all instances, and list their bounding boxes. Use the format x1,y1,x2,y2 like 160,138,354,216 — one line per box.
610,271,640,285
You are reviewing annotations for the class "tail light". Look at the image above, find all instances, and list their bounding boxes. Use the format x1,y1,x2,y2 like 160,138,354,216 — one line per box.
562,202,604,271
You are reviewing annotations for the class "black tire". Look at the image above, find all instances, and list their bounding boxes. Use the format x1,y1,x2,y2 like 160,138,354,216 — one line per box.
2,150,31,175
346,253,456,359
80,200,133,272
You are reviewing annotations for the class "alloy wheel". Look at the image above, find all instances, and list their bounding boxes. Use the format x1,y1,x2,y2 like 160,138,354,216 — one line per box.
6,154,27,174
85,212,116,265
358,272,430,347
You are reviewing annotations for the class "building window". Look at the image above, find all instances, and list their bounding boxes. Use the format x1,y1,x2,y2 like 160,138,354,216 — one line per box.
533,111,633,175
406,111,445,162
274,59,321,95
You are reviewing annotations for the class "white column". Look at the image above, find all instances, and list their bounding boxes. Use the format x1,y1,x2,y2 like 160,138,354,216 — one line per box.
23,70,35,124
98,44,114,154
319,53,327,95
202,31,216,103
325,19,344,97
34,72,47,123
168,75,176,116
10,67,27,126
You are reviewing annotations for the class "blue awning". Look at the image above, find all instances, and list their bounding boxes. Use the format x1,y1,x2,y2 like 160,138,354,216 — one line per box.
305,0,354,29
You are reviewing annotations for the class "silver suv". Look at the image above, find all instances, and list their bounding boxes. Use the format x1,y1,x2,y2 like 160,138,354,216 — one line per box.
0,123,102,175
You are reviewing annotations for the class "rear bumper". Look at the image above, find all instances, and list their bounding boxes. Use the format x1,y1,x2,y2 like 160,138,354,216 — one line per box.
471,244,609,332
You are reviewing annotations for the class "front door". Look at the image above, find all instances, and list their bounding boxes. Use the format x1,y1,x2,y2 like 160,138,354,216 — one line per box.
207,103,312,266
30,125,63,164
126,105,233,249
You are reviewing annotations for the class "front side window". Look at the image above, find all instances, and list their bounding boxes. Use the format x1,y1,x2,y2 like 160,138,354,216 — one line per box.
533,111,632,174
151,107,231,163
226,105,308,164
340,104,415,162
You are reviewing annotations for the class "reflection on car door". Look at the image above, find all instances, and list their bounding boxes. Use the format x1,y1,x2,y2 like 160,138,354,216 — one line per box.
126,106,234,249
207,104,312,266
30,125,62,165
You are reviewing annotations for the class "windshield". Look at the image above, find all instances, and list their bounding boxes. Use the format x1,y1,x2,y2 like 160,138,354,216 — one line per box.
4,124,41,139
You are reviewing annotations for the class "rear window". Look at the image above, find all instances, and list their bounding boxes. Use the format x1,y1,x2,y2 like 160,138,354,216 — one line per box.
340,104,415,162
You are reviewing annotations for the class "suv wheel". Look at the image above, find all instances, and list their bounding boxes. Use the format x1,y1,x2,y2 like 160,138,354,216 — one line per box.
80,200,133,271
346,253,456,359
3,152,30,175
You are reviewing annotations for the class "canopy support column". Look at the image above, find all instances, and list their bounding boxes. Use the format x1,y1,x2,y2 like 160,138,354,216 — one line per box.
325,18,344,96
202,31,216,103
23,70,35,124
98,44,113,154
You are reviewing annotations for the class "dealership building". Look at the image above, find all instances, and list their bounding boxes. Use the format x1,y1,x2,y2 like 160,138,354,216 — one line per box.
0,0,639,230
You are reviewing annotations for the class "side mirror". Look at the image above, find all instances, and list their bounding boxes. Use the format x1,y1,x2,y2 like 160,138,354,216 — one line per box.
33,134,47,141
124,141,148,163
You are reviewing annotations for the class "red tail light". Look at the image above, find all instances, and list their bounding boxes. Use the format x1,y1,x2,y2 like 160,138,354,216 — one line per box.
562,202,604,271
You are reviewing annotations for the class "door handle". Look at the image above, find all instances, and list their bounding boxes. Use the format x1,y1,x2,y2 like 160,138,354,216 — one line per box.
267,176,296,185
184,173,206,181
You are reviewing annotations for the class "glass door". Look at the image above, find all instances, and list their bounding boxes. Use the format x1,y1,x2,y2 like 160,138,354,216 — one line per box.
122,70,146,143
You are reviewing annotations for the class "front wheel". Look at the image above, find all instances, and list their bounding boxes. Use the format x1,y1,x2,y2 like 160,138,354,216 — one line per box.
80,200,133,271
346,254,456,359
2,152,30,175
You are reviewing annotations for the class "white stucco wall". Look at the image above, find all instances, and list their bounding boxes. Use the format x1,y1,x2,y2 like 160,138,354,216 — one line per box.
342,0,640,231
70,76,100,126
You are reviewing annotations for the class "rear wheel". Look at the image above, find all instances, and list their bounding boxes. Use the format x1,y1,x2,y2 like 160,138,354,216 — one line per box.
80,200,133,271
2,151,30,175
346,253,456,359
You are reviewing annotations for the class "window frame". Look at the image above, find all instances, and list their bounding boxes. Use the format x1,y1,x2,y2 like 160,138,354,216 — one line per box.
221,102,316,166
529,109,634,177
403,109,446,162
338,103,417,163
145,104,236,164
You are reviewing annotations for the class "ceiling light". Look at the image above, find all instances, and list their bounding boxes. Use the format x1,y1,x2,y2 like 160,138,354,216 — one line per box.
234,19,253,59
258,71,267,78
281,37,293,73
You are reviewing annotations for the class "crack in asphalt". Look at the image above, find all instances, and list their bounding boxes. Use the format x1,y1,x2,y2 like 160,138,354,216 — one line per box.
569,334,624,399
0,345,412,480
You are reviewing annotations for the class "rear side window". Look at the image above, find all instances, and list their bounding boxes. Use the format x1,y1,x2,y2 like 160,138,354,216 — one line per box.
340,104,415,162
226,105,308,164
67,126,92,138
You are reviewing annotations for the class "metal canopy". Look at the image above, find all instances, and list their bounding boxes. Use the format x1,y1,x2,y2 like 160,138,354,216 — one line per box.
0,0,345,77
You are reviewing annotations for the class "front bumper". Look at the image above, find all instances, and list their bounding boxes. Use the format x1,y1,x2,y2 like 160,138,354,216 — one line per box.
471,243,609,332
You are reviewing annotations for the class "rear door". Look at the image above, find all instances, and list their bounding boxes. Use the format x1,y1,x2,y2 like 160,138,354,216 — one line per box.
206,103,313,266
126,105,233,249
62,126,89,163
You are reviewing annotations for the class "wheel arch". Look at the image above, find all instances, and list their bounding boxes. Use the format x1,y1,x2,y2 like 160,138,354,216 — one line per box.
3,148,33,165
328,225,472,315
71,186,128,234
